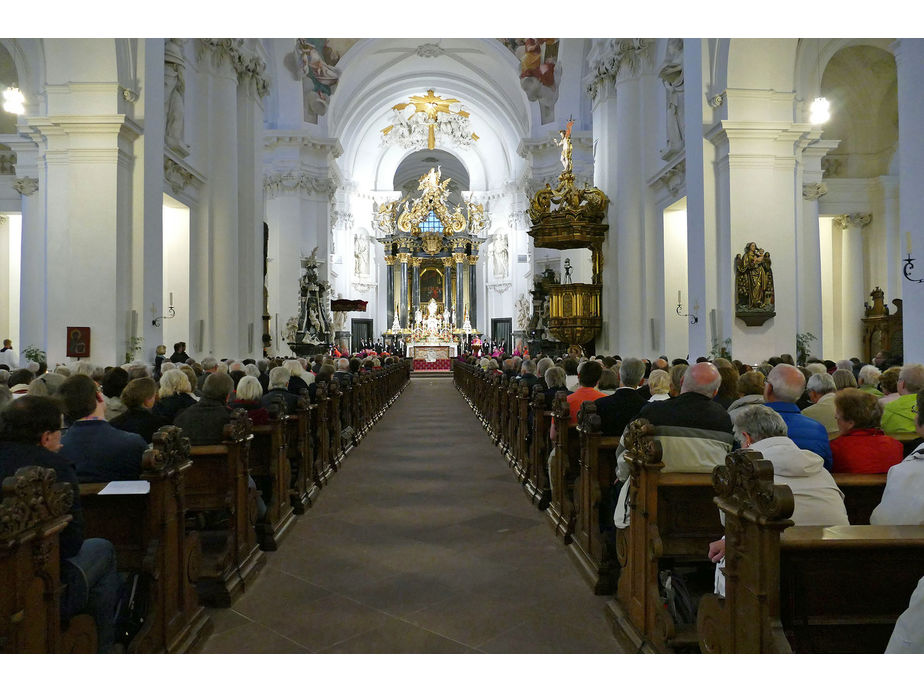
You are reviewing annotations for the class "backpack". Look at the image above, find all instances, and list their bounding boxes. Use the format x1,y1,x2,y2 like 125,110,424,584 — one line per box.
114,572,151,647
659,569,698,626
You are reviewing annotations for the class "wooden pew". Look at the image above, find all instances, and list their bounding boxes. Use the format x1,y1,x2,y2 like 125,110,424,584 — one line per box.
285,396,317,512
524,384,551,509
605,419,722,653
569,401,622,594
697,449,924,653
328,381,344,469
832,473,886,525
1,466,96,653
545,390,578,543
314,382,334,484
250,405,296,551
512,381,531,484
79,426,212,653
184,410,265,607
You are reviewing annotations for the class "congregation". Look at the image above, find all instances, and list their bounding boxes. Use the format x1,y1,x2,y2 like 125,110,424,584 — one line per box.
0,342,404,653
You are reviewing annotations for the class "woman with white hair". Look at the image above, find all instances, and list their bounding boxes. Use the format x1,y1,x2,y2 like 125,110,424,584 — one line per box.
229,375,270,425
152,368,196,423
647,369,671,401
284,359,310,397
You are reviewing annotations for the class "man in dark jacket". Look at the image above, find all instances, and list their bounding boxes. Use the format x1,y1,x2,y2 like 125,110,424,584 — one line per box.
169,341,192,364
262,366,301,413
763,363,833,469
0,396,121,652
109,377,169,443
174,372,234,445
595,357,648,438
59,374,147,483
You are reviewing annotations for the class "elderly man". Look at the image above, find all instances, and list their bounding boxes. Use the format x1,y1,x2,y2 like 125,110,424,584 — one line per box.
801,372,839,440
333,357,353,388
174,372,235,445
881,363,924,436
517,359,541,392
262,366,302,412
594,357,647,438
708,404,849,596
763,363,833,469
197,356,219,392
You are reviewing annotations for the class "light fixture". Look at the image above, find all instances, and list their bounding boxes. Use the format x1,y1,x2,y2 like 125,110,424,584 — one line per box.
810,96,830,125
2,84,25,115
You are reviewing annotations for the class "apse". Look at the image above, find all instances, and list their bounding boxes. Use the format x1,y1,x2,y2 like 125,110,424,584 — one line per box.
393,148,470,207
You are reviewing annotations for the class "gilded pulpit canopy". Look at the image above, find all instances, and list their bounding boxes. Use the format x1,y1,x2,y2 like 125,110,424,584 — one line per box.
734,242,776,326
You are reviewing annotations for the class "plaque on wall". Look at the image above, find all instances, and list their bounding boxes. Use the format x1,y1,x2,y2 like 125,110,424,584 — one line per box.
734,242,776,327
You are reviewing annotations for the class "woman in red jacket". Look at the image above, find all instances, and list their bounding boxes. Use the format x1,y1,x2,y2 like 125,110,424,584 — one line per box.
830,388,904,473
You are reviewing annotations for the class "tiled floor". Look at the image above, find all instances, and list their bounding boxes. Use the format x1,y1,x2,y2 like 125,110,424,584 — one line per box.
199,376,625,654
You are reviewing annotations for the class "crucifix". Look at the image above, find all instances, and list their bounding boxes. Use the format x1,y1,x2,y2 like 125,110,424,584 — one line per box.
382,89,478,150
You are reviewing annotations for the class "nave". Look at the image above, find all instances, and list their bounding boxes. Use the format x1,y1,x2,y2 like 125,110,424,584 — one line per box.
199,376,622,654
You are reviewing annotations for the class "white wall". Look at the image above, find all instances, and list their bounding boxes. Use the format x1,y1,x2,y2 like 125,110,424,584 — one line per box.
0,213,21,349
162,196,190,355
663,201,689,359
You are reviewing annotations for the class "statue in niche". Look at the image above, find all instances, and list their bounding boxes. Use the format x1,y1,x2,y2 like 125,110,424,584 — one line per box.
492,233,509,279
354,233,370,276
164,39,186,150
659,38,684,160
735,242,776,326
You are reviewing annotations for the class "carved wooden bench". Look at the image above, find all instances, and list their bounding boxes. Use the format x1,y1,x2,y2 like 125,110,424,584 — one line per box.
79,426,212,653
1,466,96,653
697,449,924,653
545,391,579,543
832,473,886,525
524,384,552,509
605,419,722,653
184,410,265,607
250,405,296,551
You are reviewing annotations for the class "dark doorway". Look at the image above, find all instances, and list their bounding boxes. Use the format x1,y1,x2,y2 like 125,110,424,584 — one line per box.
351,318,373,352
491,318,512,352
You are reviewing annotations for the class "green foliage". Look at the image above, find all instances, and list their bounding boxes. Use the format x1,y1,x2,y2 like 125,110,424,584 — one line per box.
796,332,817,366
124,336,144,364
708,337,732,361
22,344,46,366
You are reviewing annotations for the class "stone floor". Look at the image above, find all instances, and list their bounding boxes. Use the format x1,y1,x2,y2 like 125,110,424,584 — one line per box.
199,376,625,654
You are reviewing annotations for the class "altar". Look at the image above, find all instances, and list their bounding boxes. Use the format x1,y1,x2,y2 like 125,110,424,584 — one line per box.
409,341,457,372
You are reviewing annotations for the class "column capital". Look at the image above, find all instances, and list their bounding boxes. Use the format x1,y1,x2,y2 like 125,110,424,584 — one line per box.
396,252,411,264
802,182,827,201
452,252,467,265
410,257,423,267
586,38,654,99
833,213,872,230
441,256,454,268
384,255,396,266
468,255,479,265
13,176,39,196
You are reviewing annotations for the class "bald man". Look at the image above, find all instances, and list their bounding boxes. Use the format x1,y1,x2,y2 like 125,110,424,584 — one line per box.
763,363,833,470
616,361,734,480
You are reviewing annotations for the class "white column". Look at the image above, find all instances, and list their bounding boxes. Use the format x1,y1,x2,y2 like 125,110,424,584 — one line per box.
798,139,838,359
895,39,924,362
878,176,901,303
200,42,240,358
837,213,872,359
8,142,44,357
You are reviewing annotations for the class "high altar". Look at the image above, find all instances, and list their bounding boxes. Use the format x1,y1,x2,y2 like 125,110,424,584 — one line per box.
375,166,485,365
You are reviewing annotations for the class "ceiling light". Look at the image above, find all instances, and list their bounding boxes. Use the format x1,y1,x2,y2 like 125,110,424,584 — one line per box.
2,85,25,115
809,96,830,125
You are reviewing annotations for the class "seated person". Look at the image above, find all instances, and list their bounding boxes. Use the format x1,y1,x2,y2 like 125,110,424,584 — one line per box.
801,372,839,440
312,364,335,402
262,366,301,413
8,368,33,398
886,575,924,653
727,370,765,413
174,372,234,445
109,377,170,443
763,364,833,469
151,369,197,423
881,363,924,437
0,396,121,652
870,390,924,525
101,367,129,421
596,367,618,395
59,374,147,482
542,366,570,409
857,364,884,398
708,404,849,596
878,366,902,406
566,360,607,426
830,387,904,474
517,359,541,392
712,359,739,410
229,375,271,425
284,359,310,398
646,369,670,401
595,357,647,437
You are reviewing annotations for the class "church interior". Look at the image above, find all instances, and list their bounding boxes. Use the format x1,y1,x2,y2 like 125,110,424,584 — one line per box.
2,14,924,672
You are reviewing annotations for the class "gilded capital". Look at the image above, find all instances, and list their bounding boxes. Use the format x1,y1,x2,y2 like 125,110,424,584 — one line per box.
468,255,479,265
410,257,423,267
452,253,467,265
441,256,455,268
396,252,412,264
384,255,396,266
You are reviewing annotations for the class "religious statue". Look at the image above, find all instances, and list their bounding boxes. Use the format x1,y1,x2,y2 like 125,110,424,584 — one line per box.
555,120,574,175
164,40,186,150
735,241,776,325
492,232,509,279
415,306,423,325
354,233,370,276
659,39,685,160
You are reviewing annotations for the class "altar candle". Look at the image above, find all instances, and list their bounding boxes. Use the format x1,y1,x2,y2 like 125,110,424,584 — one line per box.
677,289,681,305
907,231,913,256
169,292,174,306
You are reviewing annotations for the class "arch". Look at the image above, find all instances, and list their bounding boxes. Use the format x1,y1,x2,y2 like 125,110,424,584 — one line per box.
0,39,45,117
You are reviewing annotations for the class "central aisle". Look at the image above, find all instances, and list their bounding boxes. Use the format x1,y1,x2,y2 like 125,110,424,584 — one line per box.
201,377,625,653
